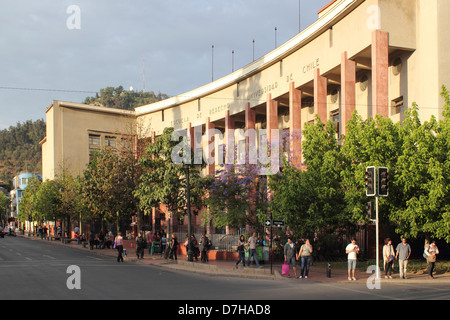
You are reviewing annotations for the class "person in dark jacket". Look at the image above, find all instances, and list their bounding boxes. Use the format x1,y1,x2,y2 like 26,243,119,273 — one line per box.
136,233,145,259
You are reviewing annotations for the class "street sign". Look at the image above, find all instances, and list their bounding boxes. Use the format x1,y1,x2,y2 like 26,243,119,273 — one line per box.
272,220,285,228
265,219,271,227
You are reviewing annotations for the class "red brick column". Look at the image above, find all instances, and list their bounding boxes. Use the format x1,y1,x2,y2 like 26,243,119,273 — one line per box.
341,51,356,135
314,68,327,123
266,94,278,141
224,110,235,165
245,102,256,164
289,82,302,168
206,117,215,175
371,30,389,118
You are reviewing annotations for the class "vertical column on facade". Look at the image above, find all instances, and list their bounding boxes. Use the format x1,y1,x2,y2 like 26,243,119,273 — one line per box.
150,131,157,233
314,68,328,123
266,94,279,142
289,82,302,168
341,51,356,135
225,110,235,166
244,103,257,233
245,102,256,164
206,117,215,175
187,122,197,227
371,30,389,118
224,111,235,235
188,122,195,154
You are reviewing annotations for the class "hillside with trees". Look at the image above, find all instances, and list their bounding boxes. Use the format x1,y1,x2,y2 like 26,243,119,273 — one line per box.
83,86,169,111
0,119,46,186
0,87,170,186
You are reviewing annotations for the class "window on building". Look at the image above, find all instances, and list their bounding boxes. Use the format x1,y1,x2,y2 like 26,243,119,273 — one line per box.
330,109,340,138
89,134,101,146
105,136,117,148
391,96,403,115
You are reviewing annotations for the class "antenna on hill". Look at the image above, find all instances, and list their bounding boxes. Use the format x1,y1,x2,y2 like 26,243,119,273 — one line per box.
143,53,146,91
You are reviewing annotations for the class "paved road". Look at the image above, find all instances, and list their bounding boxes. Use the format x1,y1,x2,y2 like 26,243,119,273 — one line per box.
1,236,450,302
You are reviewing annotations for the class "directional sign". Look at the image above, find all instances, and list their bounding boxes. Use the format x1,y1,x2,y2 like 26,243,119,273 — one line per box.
272,220,285,228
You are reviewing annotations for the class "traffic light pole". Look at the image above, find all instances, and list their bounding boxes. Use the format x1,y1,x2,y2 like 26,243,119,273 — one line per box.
375,195,380,280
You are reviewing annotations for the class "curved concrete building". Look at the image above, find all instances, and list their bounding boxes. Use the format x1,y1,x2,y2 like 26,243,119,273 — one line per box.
41,0,450,233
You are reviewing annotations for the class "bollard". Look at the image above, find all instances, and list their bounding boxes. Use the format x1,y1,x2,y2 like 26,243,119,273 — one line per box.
326,262,331,278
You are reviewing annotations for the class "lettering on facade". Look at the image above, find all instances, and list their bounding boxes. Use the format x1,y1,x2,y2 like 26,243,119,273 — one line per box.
170,117,190,127
302,58,320,73
286,73,293,82
247,82,278,100
209,103,230,116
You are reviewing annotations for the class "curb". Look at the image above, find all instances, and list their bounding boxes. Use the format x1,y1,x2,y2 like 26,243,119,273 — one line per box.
15,234,450,283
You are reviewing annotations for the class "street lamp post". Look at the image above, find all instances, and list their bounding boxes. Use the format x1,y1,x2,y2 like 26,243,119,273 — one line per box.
186,164,194,262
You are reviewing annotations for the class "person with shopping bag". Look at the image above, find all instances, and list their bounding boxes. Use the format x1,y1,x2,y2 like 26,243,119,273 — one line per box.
283,237,297,278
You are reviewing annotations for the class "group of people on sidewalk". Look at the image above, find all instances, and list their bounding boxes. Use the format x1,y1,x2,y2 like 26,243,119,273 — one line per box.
348,237,440,281
110,229,443,281
381,237,440,280
281,237,313,278
235,232,266,269
278,236,442,281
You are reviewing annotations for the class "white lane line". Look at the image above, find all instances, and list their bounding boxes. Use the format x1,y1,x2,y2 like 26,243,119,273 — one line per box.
42,255,56,260
86,256,104,261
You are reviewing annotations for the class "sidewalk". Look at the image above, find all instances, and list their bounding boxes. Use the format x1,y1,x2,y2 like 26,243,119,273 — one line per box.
20,233,450,284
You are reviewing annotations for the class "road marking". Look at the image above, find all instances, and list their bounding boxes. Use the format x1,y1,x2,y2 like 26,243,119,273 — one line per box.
42,255,56,260
317,282,402,300
86,256,104,261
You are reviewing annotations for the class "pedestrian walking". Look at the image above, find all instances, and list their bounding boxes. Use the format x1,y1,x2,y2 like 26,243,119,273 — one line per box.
235,235,246,269
247,232,262,268
423,239,430,273
283,237,297,278
190,234,199,261
161,233,167,257
89,232,95,250
199,234,209,263
298,239,313,279
395,237,411,279
383,238,395,279
136,232,145,259
346,238,359,280
170,233,178,261
425,241,439,279
115,232,124,262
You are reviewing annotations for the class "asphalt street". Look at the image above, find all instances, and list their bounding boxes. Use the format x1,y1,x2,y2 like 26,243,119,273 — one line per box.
1,236,450,302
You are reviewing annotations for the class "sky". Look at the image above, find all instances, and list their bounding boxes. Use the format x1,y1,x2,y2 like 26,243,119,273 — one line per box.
0,0,332,130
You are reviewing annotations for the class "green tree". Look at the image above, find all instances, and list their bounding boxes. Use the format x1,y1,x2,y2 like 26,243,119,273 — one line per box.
80,146,140,232
34,179,60,223
389,87,450,242
19,177,42,223
135,127,208,231
0,192,9,217
340,113,402,228
269,117,347,239
205,163,268,231
83,86,169,111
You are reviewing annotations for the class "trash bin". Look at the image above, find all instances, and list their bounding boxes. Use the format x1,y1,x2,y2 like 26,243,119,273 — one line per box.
151,241,161,256
256,246,263,262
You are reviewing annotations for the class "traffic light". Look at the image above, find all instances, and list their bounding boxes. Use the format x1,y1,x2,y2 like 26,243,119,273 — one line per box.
378,167,389,196
365,166,376,196
366,201,374,220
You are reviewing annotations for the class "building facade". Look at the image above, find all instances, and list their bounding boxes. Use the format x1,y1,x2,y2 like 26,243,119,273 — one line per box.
41,0,449,235
10,172,42,228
